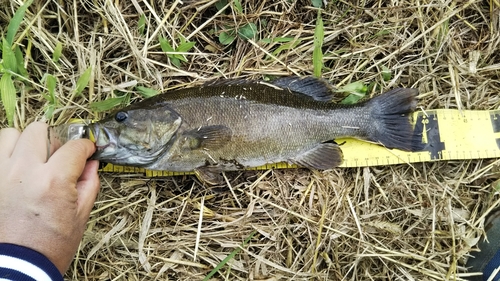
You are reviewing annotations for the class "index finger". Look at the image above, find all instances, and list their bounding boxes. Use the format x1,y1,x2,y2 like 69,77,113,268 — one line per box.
0,128,21,158
10,122,59,163
47,139,96,182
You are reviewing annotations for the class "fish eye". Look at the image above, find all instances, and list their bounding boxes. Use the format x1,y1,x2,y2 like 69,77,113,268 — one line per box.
115,111,128,123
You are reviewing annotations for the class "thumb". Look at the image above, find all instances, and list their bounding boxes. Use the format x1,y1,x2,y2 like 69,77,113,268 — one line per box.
47,139,96,182
76,160,100,218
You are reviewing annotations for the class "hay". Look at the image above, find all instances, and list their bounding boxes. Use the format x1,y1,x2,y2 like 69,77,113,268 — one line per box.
2,0,500,279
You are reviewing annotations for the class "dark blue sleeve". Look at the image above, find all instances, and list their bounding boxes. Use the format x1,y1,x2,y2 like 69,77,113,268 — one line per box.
0,243,63,281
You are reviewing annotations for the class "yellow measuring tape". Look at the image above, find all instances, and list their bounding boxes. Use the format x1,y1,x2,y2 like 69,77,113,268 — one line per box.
98,109,500,176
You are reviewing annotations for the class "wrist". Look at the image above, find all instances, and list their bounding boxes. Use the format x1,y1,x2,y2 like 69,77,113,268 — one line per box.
0,243,64,281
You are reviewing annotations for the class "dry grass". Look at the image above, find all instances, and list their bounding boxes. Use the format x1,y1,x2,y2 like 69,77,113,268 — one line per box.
2,0,500,280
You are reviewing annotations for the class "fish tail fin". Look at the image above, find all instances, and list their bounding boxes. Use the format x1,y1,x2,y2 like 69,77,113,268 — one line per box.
365,88,419,151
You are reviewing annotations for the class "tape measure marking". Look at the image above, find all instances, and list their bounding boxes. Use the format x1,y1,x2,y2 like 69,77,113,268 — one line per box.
412,111,445,160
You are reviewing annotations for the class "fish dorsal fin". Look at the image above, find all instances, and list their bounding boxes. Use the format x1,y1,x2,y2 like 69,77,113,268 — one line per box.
204,76,336,102
271,76,335,102
291,142,343,169
182,125,232,150
203,78,255,87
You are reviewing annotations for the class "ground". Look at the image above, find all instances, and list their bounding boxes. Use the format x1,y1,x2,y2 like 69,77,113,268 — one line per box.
1,0,500,280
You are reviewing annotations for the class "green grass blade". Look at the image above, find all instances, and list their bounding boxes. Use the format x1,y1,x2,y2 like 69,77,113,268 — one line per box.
6,0,34,46
46,74,57,103
272,39,301,57
14,45,28,78
90,94,130,112
233,0,243,13
203,231,256,281
138,14,146,35
75,66,92,95
2,38,17,73
52,41,63,63
0,73,17,126
313,12,324,77
136,86,158,98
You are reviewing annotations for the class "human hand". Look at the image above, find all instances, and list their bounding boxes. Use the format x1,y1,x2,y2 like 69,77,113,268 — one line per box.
0,122,100,274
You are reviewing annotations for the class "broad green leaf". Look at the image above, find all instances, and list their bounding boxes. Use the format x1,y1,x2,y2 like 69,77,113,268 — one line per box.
2,38,17,73
233,0,243,13
215,0,228,11
159,37,175,53
312,0,323,8
6,0,34,46
136,86,158,98
44,104,55,119
159,36,183,64
340,93,365,105
138,14,146,35
177,41,195,53
0,73,17,126
90,94,130,112
219,31,236,45
338,81,368,105
237,23,258,40
172,53,187,61
159,36,175,53
313,13,324,77
52,41,63,63
14,46,28,78
336,81,367,93
175,41,195,62
75,66,92,95
381,65,391,81
170,57,181,68
366,81,376,94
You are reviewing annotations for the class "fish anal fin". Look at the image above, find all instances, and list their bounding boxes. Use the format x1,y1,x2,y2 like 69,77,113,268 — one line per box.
194,167,224,185
272,76,335,102
292,142,343,170
183,125,232,150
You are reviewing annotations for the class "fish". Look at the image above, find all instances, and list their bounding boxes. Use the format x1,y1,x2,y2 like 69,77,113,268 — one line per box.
87,76,418,184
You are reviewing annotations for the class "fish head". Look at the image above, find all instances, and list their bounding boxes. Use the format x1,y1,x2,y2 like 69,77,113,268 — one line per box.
89,105,182,166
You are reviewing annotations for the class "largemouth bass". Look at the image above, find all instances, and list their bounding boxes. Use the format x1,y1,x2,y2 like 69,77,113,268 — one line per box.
87,76,418,183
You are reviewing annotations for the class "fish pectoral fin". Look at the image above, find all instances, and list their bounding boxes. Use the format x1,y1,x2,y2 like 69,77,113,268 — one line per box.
291,142,343,169
271,76,335,102
184,125,232,150
194,167,224,185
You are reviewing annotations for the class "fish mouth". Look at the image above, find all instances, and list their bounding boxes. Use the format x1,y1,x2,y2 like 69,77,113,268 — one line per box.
88,123,118,160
